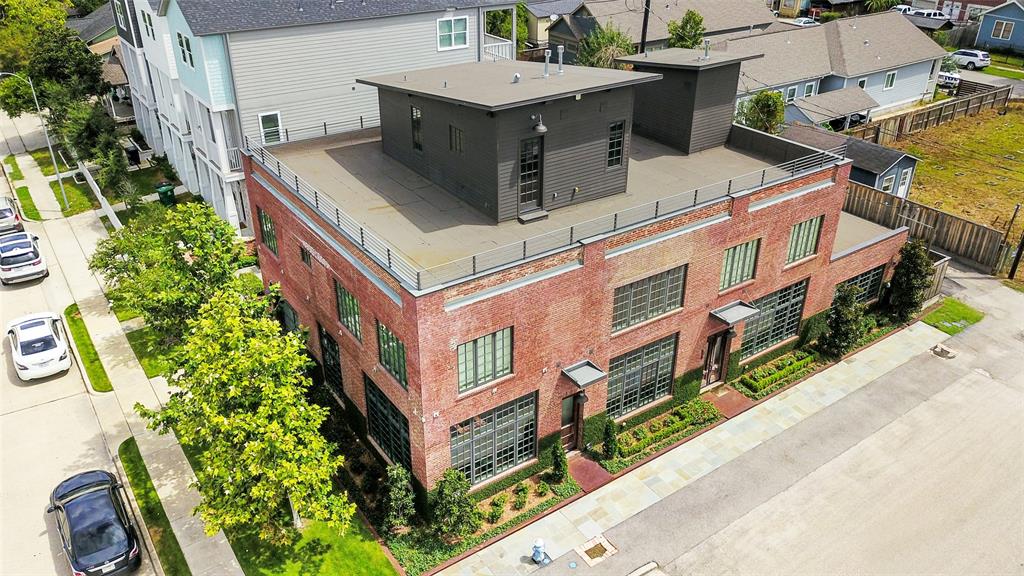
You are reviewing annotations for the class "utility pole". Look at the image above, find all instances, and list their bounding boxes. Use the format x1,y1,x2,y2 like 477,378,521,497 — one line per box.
1003,203,1020,244
639,0,652,53
1009,227,1024,280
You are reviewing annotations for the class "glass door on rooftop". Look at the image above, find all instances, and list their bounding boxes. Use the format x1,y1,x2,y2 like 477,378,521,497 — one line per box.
518,137,543,213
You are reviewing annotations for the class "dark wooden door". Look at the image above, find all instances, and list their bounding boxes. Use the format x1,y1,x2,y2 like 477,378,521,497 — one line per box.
703,331,728,388
560,395,578,450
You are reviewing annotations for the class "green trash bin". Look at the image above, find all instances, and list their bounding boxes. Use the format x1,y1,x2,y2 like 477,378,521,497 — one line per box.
155,181,176,206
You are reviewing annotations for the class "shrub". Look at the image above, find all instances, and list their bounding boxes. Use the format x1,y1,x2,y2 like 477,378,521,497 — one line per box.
513,482,528,496
485,505,503,524
535,481,550,497
889,239,933,323
432,469,481,539
632,427,649,441
549,443,568,484
151,154,179,183
383,464,415,531
601,419,618,460
819,11,841,22
492,493,508,509
648,420,662,433
818,283,867,358
512,491,528,510
675,398,721,426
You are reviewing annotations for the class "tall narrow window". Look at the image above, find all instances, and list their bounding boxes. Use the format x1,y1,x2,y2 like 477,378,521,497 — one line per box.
376,321,408,388
741,279,808,358
518,137,542,212
804,82,814,97
786,215,823,264
334,280,361,340
319,324,343,393
176,32,194,68
365,374,411,469
411,106,422,152
256,207,277,255
884,71,897,90
114,1,126,28
607,120,625,167
612,266,687,331
457,328,513,392
720,239,760,290
449,125,464,154
606,335,676,418
437,16,469,50
259,112,281,144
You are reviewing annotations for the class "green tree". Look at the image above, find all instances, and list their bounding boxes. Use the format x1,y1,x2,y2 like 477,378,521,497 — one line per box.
119,180,144,213
484,3,530,53
866,0,899,11
940,55,958,72
889,239,934,323
818,284,867,358
137,283,354,543
549,442,568,483
382,464,415,532
601,419,618,460
736,90,786,134
575,23,635,69
59,100,117,160
89,202,244,344
431,469,481,540
667,10,706,49
819,11,842,22
98,148,129,193
0,0,70,71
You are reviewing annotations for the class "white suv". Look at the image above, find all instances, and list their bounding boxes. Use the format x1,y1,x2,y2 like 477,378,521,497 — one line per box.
890,5,914,14
912,9,949,19
950,49,990,70
0,231,48,285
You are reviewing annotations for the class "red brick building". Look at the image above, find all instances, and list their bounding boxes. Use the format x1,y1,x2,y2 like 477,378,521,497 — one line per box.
243,50,908,490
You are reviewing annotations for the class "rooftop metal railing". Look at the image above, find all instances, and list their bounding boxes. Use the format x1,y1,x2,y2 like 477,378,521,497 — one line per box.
245,129,846,293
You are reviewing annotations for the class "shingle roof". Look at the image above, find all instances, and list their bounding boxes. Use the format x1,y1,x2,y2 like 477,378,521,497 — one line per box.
66,3,114,42
576,0,776,44
721,26,833,94
823,11,947,77
526,0,583,18
176,0,513,36
780,123,915,174
102,44,129,86
903,14,954,30
787,85,879,124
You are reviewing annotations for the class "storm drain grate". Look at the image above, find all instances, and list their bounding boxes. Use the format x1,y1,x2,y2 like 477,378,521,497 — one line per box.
575,535,617,567
584,543,608,559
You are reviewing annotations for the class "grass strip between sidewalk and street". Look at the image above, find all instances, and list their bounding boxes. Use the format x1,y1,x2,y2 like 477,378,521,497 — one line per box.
15,185,41,220
51,178,99,217
125,326,175,378
27,146,72,177
3,155,24,180
63,303,113,393
118,437,192,576
923,297,984,335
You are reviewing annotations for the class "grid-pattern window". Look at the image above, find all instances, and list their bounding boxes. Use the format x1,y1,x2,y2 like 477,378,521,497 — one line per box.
437,16,469,49
449,125,464,154
720,239,760,290
740,279,808,358
277,299,299,333
176,33,194,68
114,1,126,28
335,281,361,340
607,121,625,167
838,265,885,304
376,322,408,388
786,216,823,264
450,392,536,484
612,266,687,332
319,324,342,394
364,374,411,470
607,335,676,418
141,11,154,38
457,328,512,393
299,246,312,267
519,137,542,208
257,208,277,255
411,107,422,151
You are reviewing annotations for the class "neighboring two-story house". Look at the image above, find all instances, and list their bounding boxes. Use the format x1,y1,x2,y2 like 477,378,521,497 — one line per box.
937,0,1005,23
243,49,907,490
976,1,1024,53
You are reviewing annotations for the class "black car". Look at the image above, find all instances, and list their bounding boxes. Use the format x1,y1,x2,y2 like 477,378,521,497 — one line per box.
48,470,142,576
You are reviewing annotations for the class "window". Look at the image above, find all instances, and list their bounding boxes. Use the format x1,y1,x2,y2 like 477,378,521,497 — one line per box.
335,280,361,340
114,1,126,28
256,207,277,255
607,120,625,167
319,325,343,393
411,107,422,152
881,174,896,193
364,374,411,469
785,86,798,103
259,112,281,144
992,20,1014,40
518,137,543,210
838,265,885,304
804,83,814,98
884,71,897,90
457,328,512,392
786,215,823,264
740,279,808,358
141,11,154,39
376,321,408,388
857,77,868,89
277,299,300,333
612,266,687,332
176,32,194,68
299,245,312,267
606,335,676,418
437,16,469,50
450,392,536,484
720,239,760,290
449,125,464,154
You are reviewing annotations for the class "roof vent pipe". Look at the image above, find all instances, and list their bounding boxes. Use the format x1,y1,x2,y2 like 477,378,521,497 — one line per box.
703,39,710,60
544,49,551,78
513,72,521,83
557,45,564,75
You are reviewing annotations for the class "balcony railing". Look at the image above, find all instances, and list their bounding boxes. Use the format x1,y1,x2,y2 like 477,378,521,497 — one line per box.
227,147,243,172
246,129,846,292
483,33,515,61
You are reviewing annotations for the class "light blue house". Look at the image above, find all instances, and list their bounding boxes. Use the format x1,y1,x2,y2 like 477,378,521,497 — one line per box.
976,1,1024,53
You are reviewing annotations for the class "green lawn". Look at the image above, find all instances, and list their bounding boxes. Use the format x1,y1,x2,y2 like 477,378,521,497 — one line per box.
3,155,24,180
118,438,192,576
230,519,396,576
923,297,985,335
125,326,175,378
111,300,140,322
64,304,113,393
27,146,72,177
50,178,99,217
114,192,198,228
982,66,1024,80
15,186,41,220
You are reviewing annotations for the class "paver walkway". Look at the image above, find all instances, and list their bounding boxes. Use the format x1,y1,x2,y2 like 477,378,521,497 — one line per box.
439,322,949,576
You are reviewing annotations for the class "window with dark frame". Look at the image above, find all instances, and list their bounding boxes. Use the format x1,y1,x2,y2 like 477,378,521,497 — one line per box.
720,239,759,290
450,392,536,484
740,279,808,358
606,335,676,418
299,245,312,267
411,106,422,151
364,374,411,470
786,215,823,264
607,120,625,167
256,207,277,255
518,137,542,209
449,125,464,154
277,299,300,333
176,32,194,68
376,321,408,388
612,266,687,332
457,327,512,393
837,265,885,304
318,324,343,394
334,280,361,340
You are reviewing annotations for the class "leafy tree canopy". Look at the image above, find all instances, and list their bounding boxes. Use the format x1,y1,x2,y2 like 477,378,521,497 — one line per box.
667,10,706,49
889,239,933,323
866,0,899,12
818,284,867,358
736,90,786,134
485,3,530,53
0,0,70,71
58,100,117,159
431,469,480,540
576,23,635,69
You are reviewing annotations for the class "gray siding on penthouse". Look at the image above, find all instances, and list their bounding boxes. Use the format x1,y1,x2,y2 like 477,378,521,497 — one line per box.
113,0,141,46
228,8,482,142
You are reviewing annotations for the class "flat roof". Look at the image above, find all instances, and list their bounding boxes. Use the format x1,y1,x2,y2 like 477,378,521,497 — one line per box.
833,211,897,256
617,48,763,70
269,132,774,272
356,60,662,111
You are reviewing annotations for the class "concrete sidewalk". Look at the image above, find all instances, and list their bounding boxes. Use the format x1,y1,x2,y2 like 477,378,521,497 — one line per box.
17,151,63,219
439,322,950,576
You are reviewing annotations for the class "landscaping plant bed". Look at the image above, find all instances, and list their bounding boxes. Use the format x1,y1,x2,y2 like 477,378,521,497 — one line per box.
734,349,820,401
597,398,723,474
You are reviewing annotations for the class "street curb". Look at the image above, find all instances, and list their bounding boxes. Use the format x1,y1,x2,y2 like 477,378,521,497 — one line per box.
114,449,167,576
61,309,100,395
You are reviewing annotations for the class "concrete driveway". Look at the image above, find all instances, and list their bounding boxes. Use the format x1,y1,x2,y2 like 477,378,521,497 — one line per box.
960,68,1024,98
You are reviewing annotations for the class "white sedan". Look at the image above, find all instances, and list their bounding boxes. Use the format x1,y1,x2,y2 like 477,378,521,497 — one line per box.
6,313,72,381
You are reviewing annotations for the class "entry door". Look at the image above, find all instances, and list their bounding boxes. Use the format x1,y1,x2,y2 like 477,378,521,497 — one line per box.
318,324,342,393
518,137,543,213
897,167,913,198
560,395,578,450
703,332,728,388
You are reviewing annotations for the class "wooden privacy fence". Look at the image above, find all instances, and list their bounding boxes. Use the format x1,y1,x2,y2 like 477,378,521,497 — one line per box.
846,82,1012,145
844,182,1009,271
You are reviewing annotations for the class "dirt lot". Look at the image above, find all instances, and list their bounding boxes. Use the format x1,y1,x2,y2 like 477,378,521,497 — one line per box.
889,104,1024,239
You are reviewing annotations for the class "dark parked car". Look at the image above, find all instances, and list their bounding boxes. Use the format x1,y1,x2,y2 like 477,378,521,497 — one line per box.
47,470,141,576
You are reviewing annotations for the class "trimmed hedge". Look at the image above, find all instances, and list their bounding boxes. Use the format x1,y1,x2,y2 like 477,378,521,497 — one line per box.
734,350,819,400
601,398,722,473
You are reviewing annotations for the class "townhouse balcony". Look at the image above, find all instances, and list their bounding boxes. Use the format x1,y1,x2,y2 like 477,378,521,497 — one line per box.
483,33,515,61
